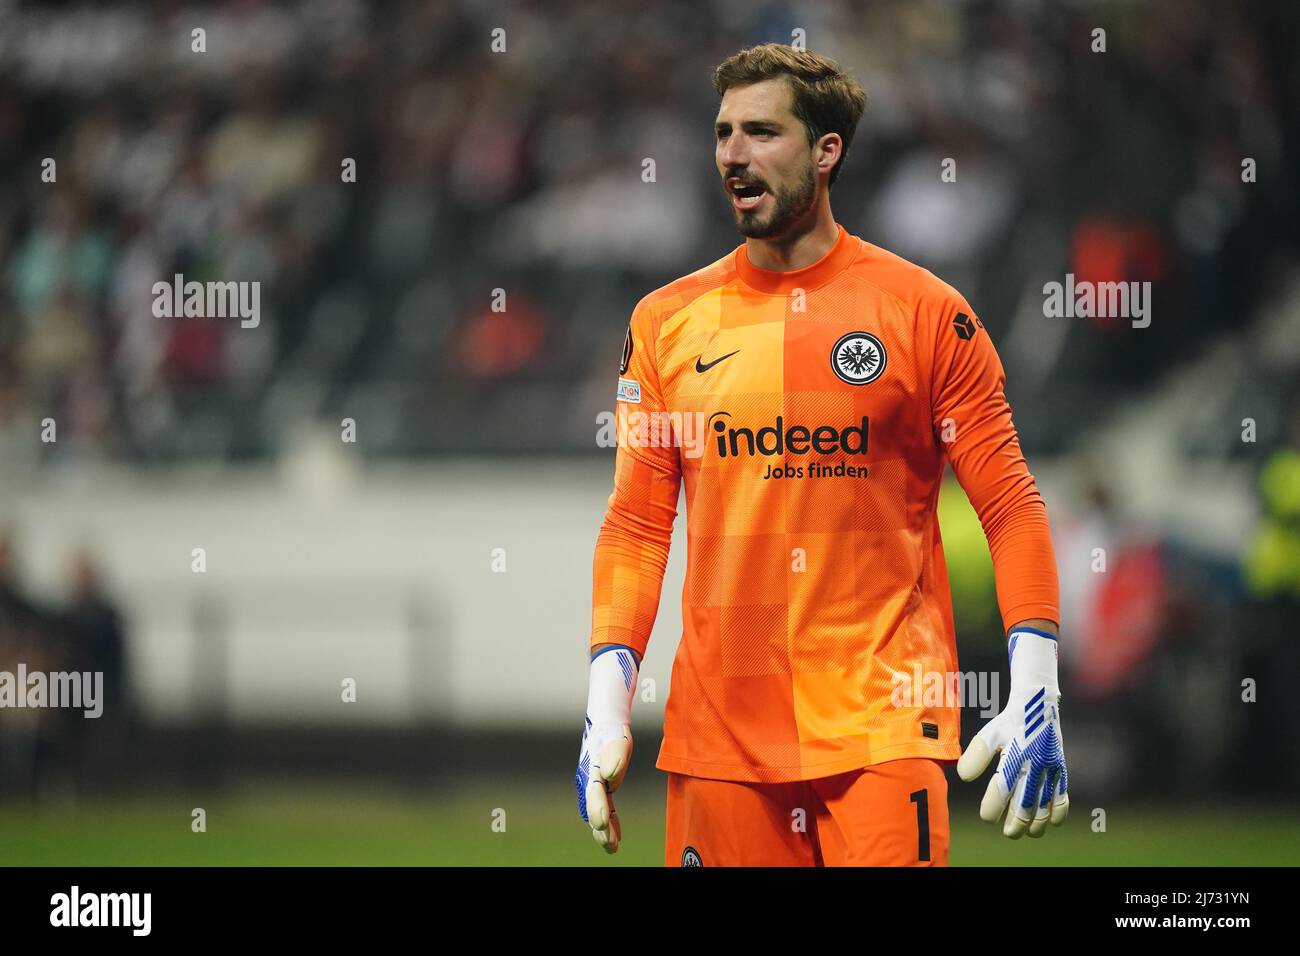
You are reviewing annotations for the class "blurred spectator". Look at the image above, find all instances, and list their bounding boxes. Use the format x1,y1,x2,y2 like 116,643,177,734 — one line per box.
0,530,54,800
60,547,131,796
62,547,128,721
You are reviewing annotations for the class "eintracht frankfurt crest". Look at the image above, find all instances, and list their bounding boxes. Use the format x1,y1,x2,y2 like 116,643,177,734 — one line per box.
831,331,886,385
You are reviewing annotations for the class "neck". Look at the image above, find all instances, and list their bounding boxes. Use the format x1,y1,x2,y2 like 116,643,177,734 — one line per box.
743,202,839,272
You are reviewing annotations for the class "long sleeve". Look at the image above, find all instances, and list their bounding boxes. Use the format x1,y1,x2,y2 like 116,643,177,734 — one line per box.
590,299,682,658
929,295,1059,632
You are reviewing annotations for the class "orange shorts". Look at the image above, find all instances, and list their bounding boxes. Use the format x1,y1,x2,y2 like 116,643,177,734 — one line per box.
665,758,950,867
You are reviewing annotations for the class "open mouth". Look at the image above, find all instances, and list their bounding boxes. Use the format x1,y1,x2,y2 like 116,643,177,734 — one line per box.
728,179,767,210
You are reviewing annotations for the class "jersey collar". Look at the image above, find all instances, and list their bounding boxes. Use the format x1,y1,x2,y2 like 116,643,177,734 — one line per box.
734,223,859,295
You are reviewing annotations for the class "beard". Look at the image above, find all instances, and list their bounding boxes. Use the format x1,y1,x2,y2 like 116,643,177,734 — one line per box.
730,160,817,239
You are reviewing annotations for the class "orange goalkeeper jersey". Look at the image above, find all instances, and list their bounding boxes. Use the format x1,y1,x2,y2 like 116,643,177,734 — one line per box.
591,222,1059,783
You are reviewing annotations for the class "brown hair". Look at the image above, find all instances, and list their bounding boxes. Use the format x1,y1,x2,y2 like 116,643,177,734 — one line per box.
713,43,867,188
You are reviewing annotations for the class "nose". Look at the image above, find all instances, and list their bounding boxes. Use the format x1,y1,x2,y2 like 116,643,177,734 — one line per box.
718,133,748,171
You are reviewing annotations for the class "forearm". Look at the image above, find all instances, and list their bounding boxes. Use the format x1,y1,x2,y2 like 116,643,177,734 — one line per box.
982,492,1060,632
590,522,670,658
946,431,1059,631
589,454,679,657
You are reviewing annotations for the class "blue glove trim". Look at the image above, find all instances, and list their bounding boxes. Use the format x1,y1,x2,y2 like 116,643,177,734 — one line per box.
576,715,593,822
1008,625,1058,642
590,643,642,666
1025,686,1046,737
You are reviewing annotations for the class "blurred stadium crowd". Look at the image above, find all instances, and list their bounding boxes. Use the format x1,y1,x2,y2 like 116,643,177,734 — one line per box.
0,0,1298,803
1,0,1295,461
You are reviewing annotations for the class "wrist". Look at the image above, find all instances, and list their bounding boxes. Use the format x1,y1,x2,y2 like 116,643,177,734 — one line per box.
1007,627,1059,695
586,644,638,728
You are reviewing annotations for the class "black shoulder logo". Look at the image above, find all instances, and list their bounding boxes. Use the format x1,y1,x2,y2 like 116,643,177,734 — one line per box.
952,312,983,340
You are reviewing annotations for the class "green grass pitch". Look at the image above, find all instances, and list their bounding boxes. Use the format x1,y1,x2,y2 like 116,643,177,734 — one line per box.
1,784,1296,866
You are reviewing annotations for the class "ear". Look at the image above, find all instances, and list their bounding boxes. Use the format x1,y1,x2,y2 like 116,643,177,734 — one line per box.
816,132,843,178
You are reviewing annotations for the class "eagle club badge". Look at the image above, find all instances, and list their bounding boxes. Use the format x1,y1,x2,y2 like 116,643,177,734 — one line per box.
831,331,886,385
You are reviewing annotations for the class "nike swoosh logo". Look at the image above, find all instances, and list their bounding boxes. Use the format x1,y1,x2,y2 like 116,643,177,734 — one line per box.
695,349,740,373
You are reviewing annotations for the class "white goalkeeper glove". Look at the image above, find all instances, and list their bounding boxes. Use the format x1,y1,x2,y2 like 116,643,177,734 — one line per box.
958,626,1070,839
575,645,638,853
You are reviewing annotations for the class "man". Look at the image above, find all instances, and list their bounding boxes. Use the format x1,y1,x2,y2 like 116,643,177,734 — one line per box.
576,43,1068,866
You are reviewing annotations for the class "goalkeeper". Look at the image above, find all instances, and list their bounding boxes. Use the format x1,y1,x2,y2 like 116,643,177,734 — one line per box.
577,42,1067,865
